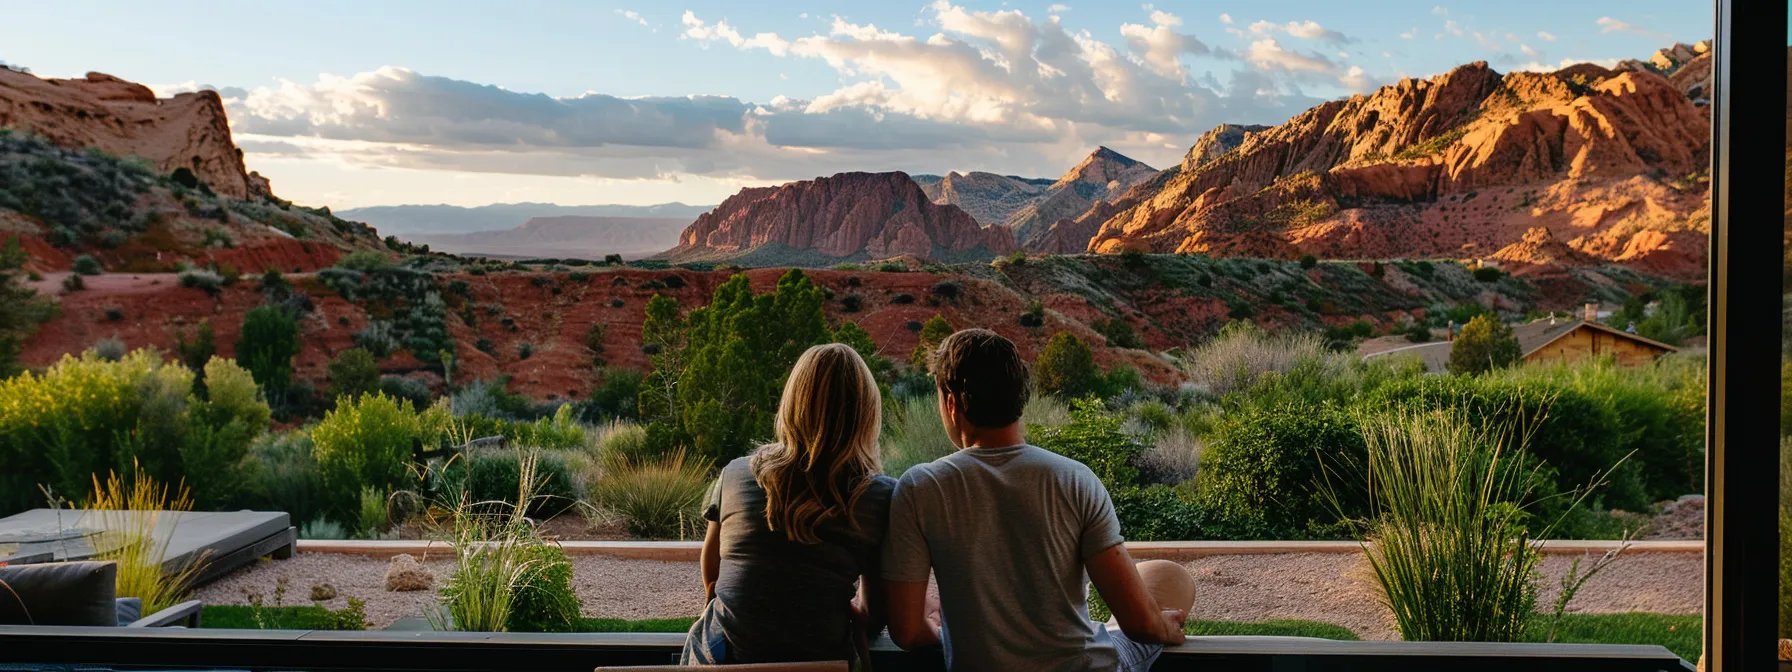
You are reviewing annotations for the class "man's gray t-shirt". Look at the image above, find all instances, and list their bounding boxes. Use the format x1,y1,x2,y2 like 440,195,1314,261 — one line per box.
882,444,1126,672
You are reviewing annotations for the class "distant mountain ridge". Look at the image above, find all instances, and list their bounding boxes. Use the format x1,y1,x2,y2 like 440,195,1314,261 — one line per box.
405,215,691,260
1010,147,1156,250
339,202,714,236
915,172,1056,226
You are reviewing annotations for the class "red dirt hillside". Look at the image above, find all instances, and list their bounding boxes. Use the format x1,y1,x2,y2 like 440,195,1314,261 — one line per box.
1078,57,1711,281
663,172,1016,265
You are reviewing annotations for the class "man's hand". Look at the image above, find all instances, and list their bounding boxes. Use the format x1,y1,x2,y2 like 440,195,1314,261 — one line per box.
1157,609,1188,645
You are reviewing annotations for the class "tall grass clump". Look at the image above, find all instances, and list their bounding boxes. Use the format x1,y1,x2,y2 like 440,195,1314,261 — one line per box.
84,463,209,614
430,452,552,632
1340,408,1602,643
880,393,954,476
1181,322,1333,397
588,450,710,539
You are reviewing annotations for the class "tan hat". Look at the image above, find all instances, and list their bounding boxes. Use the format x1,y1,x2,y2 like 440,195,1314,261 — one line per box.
1136,559,1196,613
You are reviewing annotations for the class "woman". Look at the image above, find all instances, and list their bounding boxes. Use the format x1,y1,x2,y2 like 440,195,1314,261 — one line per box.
682,343,895,667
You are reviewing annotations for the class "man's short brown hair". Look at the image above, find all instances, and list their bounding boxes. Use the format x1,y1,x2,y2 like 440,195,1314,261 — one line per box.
930,328,1031,428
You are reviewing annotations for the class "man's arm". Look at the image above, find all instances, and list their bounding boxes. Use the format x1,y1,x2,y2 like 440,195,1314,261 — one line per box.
699,520,721,601
1085,543,1186,646
885,579,941,649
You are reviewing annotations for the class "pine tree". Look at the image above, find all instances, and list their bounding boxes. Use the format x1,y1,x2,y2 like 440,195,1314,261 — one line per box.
1035,332,1100,399
327,347,381,403
638,293,684,421
1446,314,1522,375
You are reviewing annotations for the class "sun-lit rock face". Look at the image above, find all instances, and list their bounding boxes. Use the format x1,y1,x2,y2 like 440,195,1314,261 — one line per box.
665,171,1016,264
1077,58,1713,279
1008,147,1156,250
0,69,266,199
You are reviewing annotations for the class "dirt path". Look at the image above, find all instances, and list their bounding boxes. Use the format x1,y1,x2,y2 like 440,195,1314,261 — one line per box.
194,551,1703,638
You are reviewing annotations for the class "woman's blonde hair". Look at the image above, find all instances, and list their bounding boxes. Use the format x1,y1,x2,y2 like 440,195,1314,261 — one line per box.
750,342,883,544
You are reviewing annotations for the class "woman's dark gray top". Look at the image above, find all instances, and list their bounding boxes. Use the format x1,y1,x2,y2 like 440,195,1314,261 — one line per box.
686,454,896,664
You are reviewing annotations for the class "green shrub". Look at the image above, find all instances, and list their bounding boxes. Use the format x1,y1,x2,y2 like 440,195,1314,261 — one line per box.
510,404,587,451
299,515,349,540
586,369,642,421
335,250,395,272
1035,332,1100,399
1111,485,1205,541
456,449,581,517
379,375,432,409
72,255,103,275
592,421,654,467
178,269,222,295
1198,402,1366,538
1447,315,1521,375
310,393,419,510
175,320,215,372
1094,318,1144,349
327,348,382,403
243,432,334,526
1364,375,1646,514
237,305,301,397
355,486,388,538
1298,255,1318,270
62,273,85,291
909,314,953,369
507,544,580,633
1472,267,1504,282
590,451,710,539
182,357,272,508
1032,398,1146,487
90,336,126,361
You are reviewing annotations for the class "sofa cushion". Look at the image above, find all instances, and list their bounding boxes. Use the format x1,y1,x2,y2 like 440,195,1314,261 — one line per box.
0,561,118,626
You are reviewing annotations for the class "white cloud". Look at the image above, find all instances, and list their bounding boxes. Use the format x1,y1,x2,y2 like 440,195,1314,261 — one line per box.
681,11,792,55
223,3,1385,190
1248,19,1354,45
1219,13,1232,24
1431,6,1449,16
1119,9,1217,79
1511,56,1621,73
1520,43,1539,57
1047,3,1071,12
1537,30,1556,41
1596,16,1670,39
615,9,649,28
1399,27,1415,39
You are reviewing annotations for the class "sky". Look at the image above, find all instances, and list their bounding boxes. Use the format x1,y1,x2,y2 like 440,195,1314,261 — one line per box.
0,1,1710,209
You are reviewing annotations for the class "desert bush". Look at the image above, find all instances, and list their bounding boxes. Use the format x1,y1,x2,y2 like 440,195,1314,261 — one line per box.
1472,267,1504,282
72,254,103,275
1019,301,1046,327
335,250,395,272
1035,332,1100,400
1138,426,1203,485
91,336,127,361
931,280,961,299
1298,255,1318,270
909,314,953,369
328,348,382,403
591,420,654,468
355,320,399,358
103,305,123,321
62,273,85,291
299,515,349,540
841,294,863,312
0,133,157,244
1094,318,1144,349
356,486,388,538
509,404,587,451
1198,402,1366,539
178,269,223,295
890,293,915,305
507,543,580,633
1181,322,1330,397
310,392,419,510
380,375,433,409
589,450,710,539
518,343,534,360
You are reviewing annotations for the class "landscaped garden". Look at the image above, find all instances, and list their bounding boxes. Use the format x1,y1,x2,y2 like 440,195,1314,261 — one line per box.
0,258,1712,658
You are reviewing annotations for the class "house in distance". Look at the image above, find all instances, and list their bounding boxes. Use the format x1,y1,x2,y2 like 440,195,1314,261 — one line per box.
1367,303,1679,373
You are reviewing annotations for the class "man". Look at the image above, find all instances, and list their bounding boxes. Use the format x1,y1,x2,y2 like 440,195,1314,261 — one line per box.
882,328,1194,671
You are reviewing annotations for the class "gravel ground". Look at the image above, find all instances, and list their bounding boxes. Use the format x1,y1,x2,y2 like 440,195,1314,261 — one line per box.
194,551,1704,637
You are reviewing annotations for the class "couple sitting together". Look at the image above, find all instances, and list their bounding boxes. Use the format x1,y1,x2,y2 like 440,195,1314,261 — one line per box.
681,329,1196,671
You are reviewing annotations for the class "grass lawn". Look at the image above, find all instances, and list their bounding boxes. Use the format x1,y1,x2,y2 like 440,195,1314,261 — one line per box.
201,605,364,630
203,607,1699,662
1522,613,1701,663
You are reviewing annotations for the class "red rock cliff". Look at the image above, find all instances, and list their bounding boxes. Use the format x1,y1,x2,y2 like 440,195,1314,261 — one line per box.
0,70,263,199
665,172,1016,263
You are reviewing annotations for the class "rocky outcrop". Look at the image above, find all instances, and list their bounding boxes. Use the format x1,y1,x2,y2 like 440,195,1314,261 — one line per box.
664,172,1016,264
0,70,262,199
918,171,1052,226
1181,124,1271,172
1489,226,1594,267
1010,147,1156,250
1081,51,1712,280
